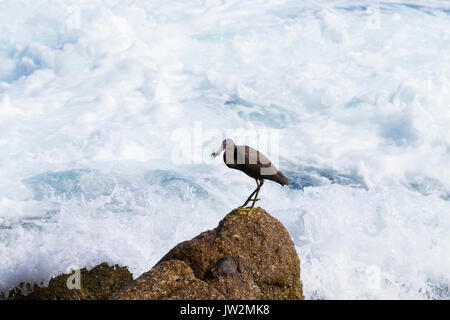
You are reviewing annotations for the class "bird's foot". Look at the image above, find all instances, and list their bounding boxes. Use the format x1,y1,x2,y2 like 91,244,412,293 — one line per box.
238,199,259,208
238,204,256,210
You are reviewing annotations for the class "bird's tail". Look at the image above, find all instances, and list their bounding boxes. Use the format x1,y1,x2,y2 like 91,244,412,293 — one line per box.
275,171,289,186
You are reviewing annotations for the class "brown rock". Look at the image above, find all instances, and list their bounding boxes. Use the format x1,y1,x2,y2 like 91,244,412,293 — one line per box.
115,207,302,300
8,263,133,300
113,260,225,300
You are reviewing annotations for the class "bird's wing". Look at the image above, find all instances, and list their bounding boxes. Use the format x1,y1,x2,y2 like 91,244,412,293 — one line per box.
236,145,279,177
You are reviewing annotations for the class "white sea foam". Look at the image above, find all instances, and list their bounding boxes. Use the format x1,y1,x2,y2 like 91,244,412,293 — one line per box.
0,0,449,299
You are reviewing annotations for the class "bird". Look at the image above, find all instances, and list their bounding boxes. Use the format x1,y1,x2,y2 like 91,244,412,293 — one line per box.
211,138,289,208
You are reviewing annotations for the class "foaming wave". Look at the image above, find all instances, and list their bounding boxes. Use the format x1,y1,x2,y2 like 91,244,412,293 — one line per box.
1,0,449,299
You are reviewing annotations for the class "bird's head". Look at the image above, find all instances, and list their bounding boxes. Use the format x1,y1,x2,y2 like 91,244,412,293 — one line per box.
211,138,235,158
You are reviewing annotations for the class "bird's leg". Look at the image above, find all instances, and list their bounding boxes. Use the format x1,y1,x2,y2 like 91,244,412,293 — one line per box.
250,179,264,209
240,179,260,208
240,180,259,208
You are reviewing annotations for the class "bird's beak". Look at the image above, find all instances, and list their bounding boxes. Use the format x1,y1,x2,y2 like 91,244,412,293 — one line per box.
211,145,224,158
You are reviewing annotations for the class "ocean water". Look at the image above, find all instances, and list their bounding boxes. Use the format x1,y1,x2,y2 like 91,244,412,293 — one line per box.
1,0,449,299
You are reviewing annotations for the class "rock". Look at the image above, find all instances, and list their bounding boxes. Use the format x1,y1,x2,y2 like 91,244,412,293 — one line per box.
115,207,302,300
204,257,244,280
8,263,133,300
112,260,225,300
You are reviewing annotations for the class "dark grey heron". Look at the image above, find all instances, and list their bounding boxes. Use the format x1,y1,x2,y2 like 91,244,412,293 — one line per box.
212,138,289,208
